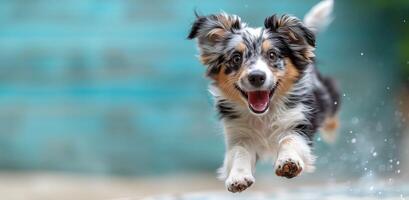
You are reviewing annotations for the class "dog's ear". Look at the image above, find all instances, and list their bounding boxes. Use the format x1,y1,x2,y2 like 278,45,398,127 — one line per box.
188,13,242,44
264,14,315,47
264,15,315,65
188,13,243,76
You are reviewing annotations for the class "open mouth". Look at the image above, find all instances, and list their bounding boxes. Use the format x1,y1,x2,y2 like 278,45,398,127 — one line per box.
235,85,275,114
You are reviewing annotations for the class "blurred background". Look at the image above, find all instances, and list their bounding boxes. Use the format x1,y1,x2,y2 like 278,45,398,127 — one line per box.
0,0,408,199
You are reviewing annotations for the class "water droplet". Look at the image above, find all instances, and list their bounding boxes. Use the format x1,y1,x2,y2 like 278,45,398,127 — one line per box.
386,86,390,90
351,138,356,143
397,169,401,174
334,101,338,105
372,152,378,157
390,159,393,163
360,52,364,56
343,93,346,97
369,186,374,191
397,161,400,165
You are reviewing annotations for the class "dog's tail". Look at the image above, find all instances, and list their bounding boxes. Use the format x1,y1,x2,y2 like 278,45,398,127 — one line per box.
303,0,334,34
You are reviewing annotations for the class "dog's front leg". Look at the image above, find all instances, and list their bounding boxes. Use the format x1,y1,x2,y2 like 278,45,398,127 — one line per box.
274,133,315,178
219,142,256,193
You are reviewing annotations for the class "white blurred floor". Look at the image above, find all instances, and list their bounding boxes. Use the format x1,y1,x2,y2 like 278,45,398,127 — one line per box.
0,172,407,200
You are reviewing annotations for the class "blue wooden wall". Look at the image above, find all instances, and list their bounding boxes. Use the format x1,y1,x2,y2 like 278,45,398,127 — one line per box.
0,0,402,176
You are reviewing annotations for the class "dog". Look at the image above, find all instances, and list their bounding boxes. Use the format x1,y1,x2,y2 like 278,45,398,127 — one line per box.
188,0,340,193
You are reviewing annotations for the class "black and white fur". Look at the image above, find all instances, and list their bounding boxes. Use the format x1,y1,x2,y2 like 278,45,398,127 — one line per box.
188,0,340,193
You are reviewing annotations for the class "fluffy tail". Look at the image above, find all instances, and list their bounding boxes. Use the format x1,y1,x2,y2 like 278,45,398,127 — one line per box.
304,0,334,34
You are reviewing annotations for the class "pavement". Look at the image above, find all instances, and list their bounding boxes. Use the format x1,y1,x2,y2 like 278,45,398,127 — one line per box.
0,172,407,200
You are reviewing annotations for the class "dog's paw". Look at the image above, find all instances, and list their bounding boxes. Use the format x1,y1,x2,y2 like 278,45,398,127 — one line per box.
275,158,303,179
225,174,255,193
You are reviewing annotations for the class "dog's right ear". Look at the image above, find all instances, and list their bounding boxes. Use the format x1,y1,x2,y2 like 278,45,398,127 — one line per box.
187,13,243,77
187,13,242,44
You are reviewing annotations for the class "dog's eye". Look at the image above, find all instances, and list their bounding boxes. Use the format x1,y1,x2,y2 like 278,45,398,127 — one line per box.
231,53,242,65
268,50,276,61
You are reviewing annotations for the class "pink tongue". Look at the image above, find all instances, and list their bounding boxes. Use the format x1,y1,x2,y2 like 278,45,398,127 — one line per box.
247,91,270,112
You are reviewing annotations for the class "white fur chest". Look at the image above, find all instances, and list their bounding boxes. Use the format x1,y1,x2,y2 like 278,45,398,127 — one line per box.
223,102,308,160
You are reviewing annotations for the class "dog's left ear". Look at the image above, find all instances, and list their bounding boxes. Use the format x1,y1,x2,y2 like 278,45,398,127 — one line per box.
264,14,315,65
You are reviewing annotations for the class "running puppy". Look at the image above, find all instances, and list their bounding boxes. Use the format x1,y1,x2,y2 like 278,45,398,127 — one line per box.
188,0,339,193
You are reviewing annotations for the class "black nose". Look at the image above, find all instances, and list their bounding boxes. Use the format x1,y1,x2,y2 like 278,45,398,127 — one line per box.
248,70,266,87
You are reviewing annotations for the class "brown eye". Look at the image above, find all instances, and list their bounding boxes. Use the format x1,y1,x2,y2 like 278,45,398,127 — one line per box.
231,53,242,65
268,50,276,61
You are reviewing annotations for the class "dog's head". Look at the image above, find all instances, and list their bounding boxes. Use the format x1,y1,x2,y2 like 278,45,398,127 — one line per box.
188,13,315,115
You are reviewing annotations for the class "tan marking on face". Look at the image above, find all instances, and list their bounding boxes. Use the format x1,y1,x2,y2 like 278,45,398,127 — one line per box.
214,65,247,106
211,42,246,103
275,58,300,97
235,42,246,52
262,40,272,53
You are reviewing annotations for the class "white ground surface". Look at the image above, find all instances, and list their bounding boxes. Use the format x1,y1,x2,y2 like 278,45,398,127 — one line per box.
0,172,407,200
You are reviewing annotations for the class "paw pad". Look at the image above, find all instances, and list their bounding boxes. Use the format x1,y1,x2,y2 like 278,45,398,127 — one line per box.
275,159,302,179
226,176,254,193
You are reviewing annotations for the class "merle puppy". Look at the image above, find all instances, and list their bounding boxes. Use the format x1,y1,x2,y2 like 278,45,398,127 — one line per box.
188,0,340,193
